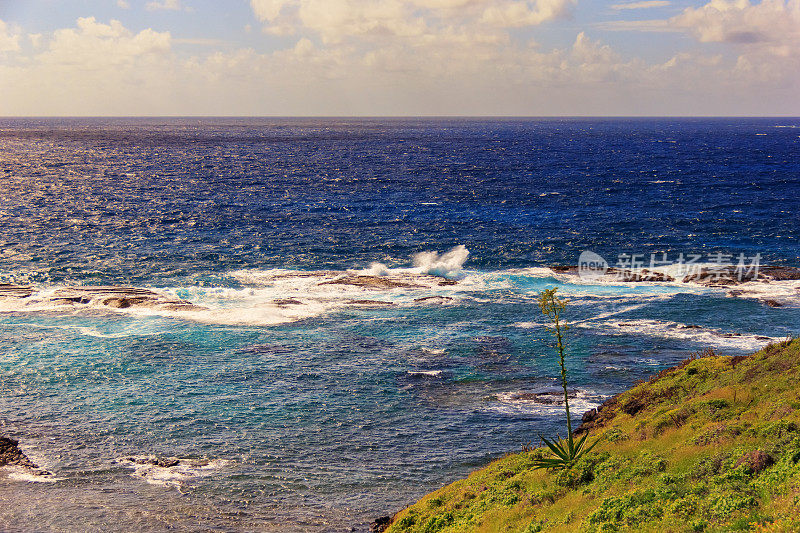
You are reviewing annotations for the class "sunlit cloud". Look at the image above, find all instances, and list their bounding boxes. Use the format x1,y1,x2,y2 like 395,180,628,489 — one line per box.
0,19,21,53
0,0,798,116
610,1,671,9
146,0,183,11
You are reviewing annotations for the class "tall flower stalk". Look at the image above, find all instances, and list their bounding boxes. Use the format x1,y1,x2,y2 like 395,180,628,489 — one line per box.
532,288,598,470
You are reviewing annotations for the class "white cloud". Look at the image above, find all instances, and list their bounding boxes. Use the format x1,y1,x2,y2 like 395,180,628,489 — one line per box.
36,17,171,68
610,1,671,9
146,0,182,11
596,19,676,31
672,0,800,46
251,0,287,21
251,0,575,43
0,19,21,53
117,0,131,8
0,13,798,116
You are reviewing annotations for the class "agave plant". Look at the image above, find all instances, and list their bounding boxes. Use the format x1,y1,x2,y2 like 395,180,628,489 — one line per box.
531,288,599,470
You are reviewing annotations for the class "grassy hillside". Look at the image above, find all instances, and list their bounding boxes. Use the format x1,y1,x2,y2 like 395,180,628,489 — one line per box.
385,338,800,533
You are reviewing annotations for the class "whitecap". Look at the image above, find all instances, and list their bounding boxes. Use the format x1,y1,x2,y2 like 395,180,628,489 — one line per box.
488,388,606,417
2,466,64,483
118,456,229,489
580,318,779,351
406,370,443,377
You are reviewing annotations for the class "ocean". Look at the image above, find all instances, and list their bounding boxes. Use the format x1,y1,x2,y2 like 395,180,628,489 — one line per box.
0,117,798,531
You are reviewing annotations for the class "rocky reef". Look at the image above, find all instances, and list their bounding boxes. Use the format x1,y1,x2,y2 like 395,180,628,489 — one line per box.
0,436,54,479
0,437,38,469
0,284,203,312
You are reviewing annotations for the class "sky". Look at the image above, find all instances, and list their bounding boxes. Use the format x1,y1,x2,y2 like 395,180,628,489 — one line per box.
0,0,798,116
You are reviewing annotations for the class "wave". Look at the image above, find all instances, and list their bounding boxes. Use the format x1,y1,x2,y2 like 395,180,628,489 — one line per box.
351,245,469,279
725,280,800,308
487,388,605,417
2,466,65,483
581,318,780,351
1,251,796,334
117,455,229,490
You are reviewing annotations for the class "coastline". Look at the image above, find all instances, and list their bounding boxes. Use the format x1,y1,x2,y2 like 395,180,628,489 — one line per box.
379,337,800,532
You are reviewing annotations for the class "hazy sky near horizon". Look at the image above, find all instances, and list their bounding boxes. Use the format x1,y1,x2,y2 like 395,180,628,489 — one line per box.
0,0,798,116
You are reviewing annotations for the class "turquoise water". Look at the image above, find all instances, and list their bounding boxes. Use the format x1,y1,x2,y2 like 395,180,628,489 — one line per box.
0,118,798,531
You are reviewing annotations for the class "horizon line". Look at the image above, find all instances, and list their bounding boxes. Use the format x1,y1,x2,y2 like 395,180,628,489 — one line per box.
2,115,799,119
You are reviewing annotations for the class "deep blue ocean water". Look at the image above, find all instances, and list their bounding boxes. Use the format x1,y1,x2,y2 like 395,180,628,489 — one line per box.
0,118,799,531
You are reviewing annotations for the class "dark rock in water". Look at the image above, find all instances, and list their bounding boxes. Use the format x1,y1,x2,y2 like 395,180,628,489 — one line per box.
764,299,783,308
0,284,33,298
414,296,453,304
438,279,458,286
681,265,800,286
0,436,38,468
348,299,397,306
760,266,800,281
319,275,420,289
613,268,674,282
680,324,703,329
370,515,393,533
103,297,148,308
510,389,578,405
273,298,303,306
48,286,202,311
124,456,181,468
548,264,800,286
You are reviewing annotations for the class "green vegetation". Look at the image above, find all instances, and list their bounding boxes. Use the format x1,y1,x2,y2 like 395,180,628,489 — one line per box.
532,288,598,471
385,338,800,532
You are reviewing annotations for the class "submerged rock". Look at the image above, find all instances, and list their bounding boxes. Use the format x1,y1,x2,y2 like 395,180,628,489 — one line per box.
612,268,675,282
683,265,800,286
0,284,33,298
551,264,800,286
348,299,397,306
319,275,421,289
48,286,202,311
760,266,800,281
122,456,181,468
413,296,453,304
273,298,303,306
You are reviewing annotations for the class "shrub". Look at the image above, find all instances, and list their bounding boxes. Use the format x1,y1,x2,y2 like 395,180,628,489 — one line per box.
532,288,599,470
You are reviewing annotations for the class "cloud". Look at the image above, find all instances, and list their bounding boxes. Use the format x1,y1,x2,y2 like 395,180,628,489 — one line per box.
250,0,575,43
0,14,798,116
596,19,676,31
146,0,182,11
0,19,21,53
117,0,131,8
671,0,800,46
36,17,171,68
610,1,671,9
